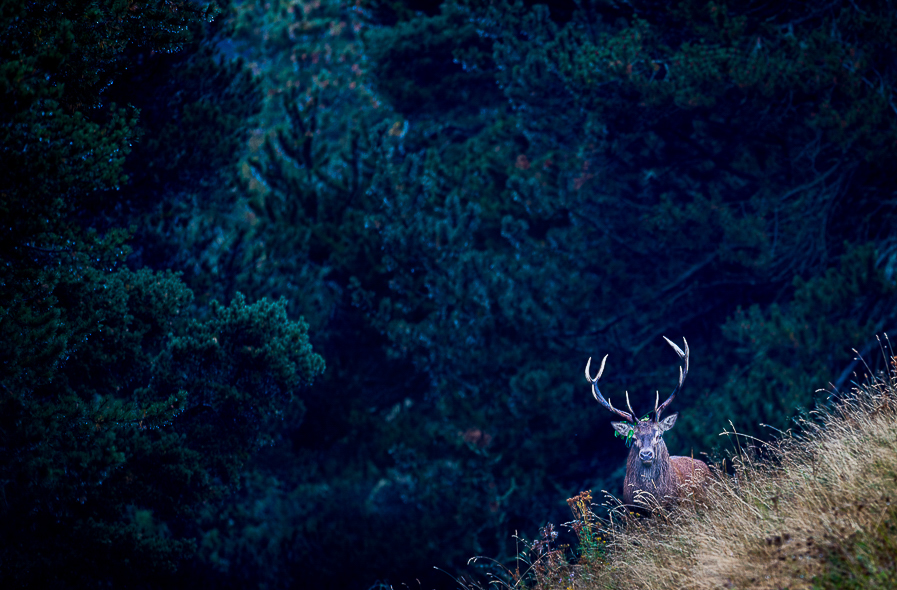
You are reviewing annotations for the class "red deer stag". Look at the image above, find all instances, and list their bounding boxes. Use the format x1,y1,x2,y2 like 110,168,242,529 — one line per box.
585,337,709,507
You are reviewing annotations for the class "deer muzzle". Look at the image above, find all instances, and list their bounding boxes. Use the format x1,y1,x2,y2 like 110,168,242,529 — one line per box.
639,448,655,464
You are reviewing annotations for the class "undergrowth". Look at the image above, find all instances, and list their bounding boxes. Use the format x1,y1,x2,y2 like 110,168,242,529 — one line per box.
466,345,897,590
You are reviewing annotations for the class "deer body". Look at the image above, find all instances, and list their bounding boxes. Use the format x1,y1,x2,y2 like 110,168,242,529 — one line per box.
586,337,709,507
616,417,710,505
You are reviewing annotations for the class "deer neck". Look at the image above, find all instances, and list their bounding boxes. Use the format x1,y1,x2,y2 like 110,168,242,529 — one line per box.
623,441,674,504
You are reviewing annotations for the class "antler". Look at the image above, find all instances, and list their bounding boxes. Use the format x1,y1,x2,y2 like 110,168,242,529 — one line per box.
585,355,636,423
654,336,689,421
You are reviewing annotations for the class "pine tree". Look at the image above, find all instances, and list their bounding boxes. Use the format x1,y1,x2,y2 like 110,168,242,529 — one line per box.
0,2,324,586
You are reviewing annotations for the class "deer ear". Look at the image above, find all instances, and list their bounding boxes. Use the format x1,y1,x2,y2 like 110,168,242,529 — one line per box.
658,413,678,432
611,421,632,438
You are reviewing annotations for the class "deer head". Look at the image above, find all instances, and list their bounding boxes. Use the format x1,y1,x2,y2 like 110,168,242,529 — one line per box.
585,337,698,505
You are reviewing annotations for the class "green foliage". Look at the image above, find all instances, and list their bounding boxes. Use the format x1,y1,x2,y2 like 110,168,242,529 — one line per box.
481,0,897,445
157,293,324,473
0,0,215,112
144,2,452,586
677,243,897,450
91,11,264,283
341,0,897,582
813,509,897,589
126,48,262,188
179,1,897,586
0,263,324,586
0,1,323,587
0,0,217,241
7,0,897,588
364,1,501,117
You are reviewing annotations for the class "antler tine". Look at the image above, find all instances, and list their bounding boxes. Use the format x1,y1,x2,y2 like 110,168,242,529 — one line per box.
585,355,636,423
625,390,636,419
655,336,689,421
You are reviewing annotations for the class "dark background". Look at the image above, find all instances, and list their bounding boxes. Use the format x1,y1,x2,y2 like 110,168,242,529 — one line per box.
3,0,897,588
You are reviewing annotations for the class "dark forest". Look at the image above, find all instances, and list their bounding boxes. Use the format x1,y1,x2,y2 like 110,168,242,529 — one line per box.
3,0,897,588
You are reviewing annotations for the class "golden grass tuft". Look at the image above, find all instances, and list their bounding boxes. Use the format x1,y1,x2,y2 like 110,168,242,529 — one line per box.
473,353,897,590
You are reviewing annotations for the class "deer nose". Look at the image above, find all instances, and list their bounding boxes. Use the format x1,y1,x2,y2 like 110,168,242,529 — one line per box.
639,449,654,463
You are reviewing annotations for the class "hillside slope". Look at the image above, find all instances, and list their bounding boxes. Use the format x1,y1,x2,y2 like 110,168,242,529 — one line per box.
497,346,897,590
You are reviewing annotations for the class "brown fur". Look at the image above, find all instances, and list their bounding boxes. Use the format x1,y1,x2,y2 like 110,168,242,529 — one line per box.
615,416,709,506
671,455,711,497
623,437,675,505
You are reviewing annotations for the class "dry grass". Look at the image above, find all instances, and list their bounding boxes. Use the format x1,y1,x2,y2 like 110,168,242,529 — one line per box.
472,353,897,590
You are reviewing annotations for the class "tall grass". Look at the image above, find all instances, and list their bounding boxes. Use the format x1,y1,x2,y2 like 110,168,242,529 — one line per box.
471,351,897,590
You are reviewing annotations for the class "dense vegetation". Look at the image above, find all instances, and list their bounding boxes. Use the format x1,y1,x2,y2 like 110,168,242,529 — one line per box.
2,0,896,588
503,353,897,590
